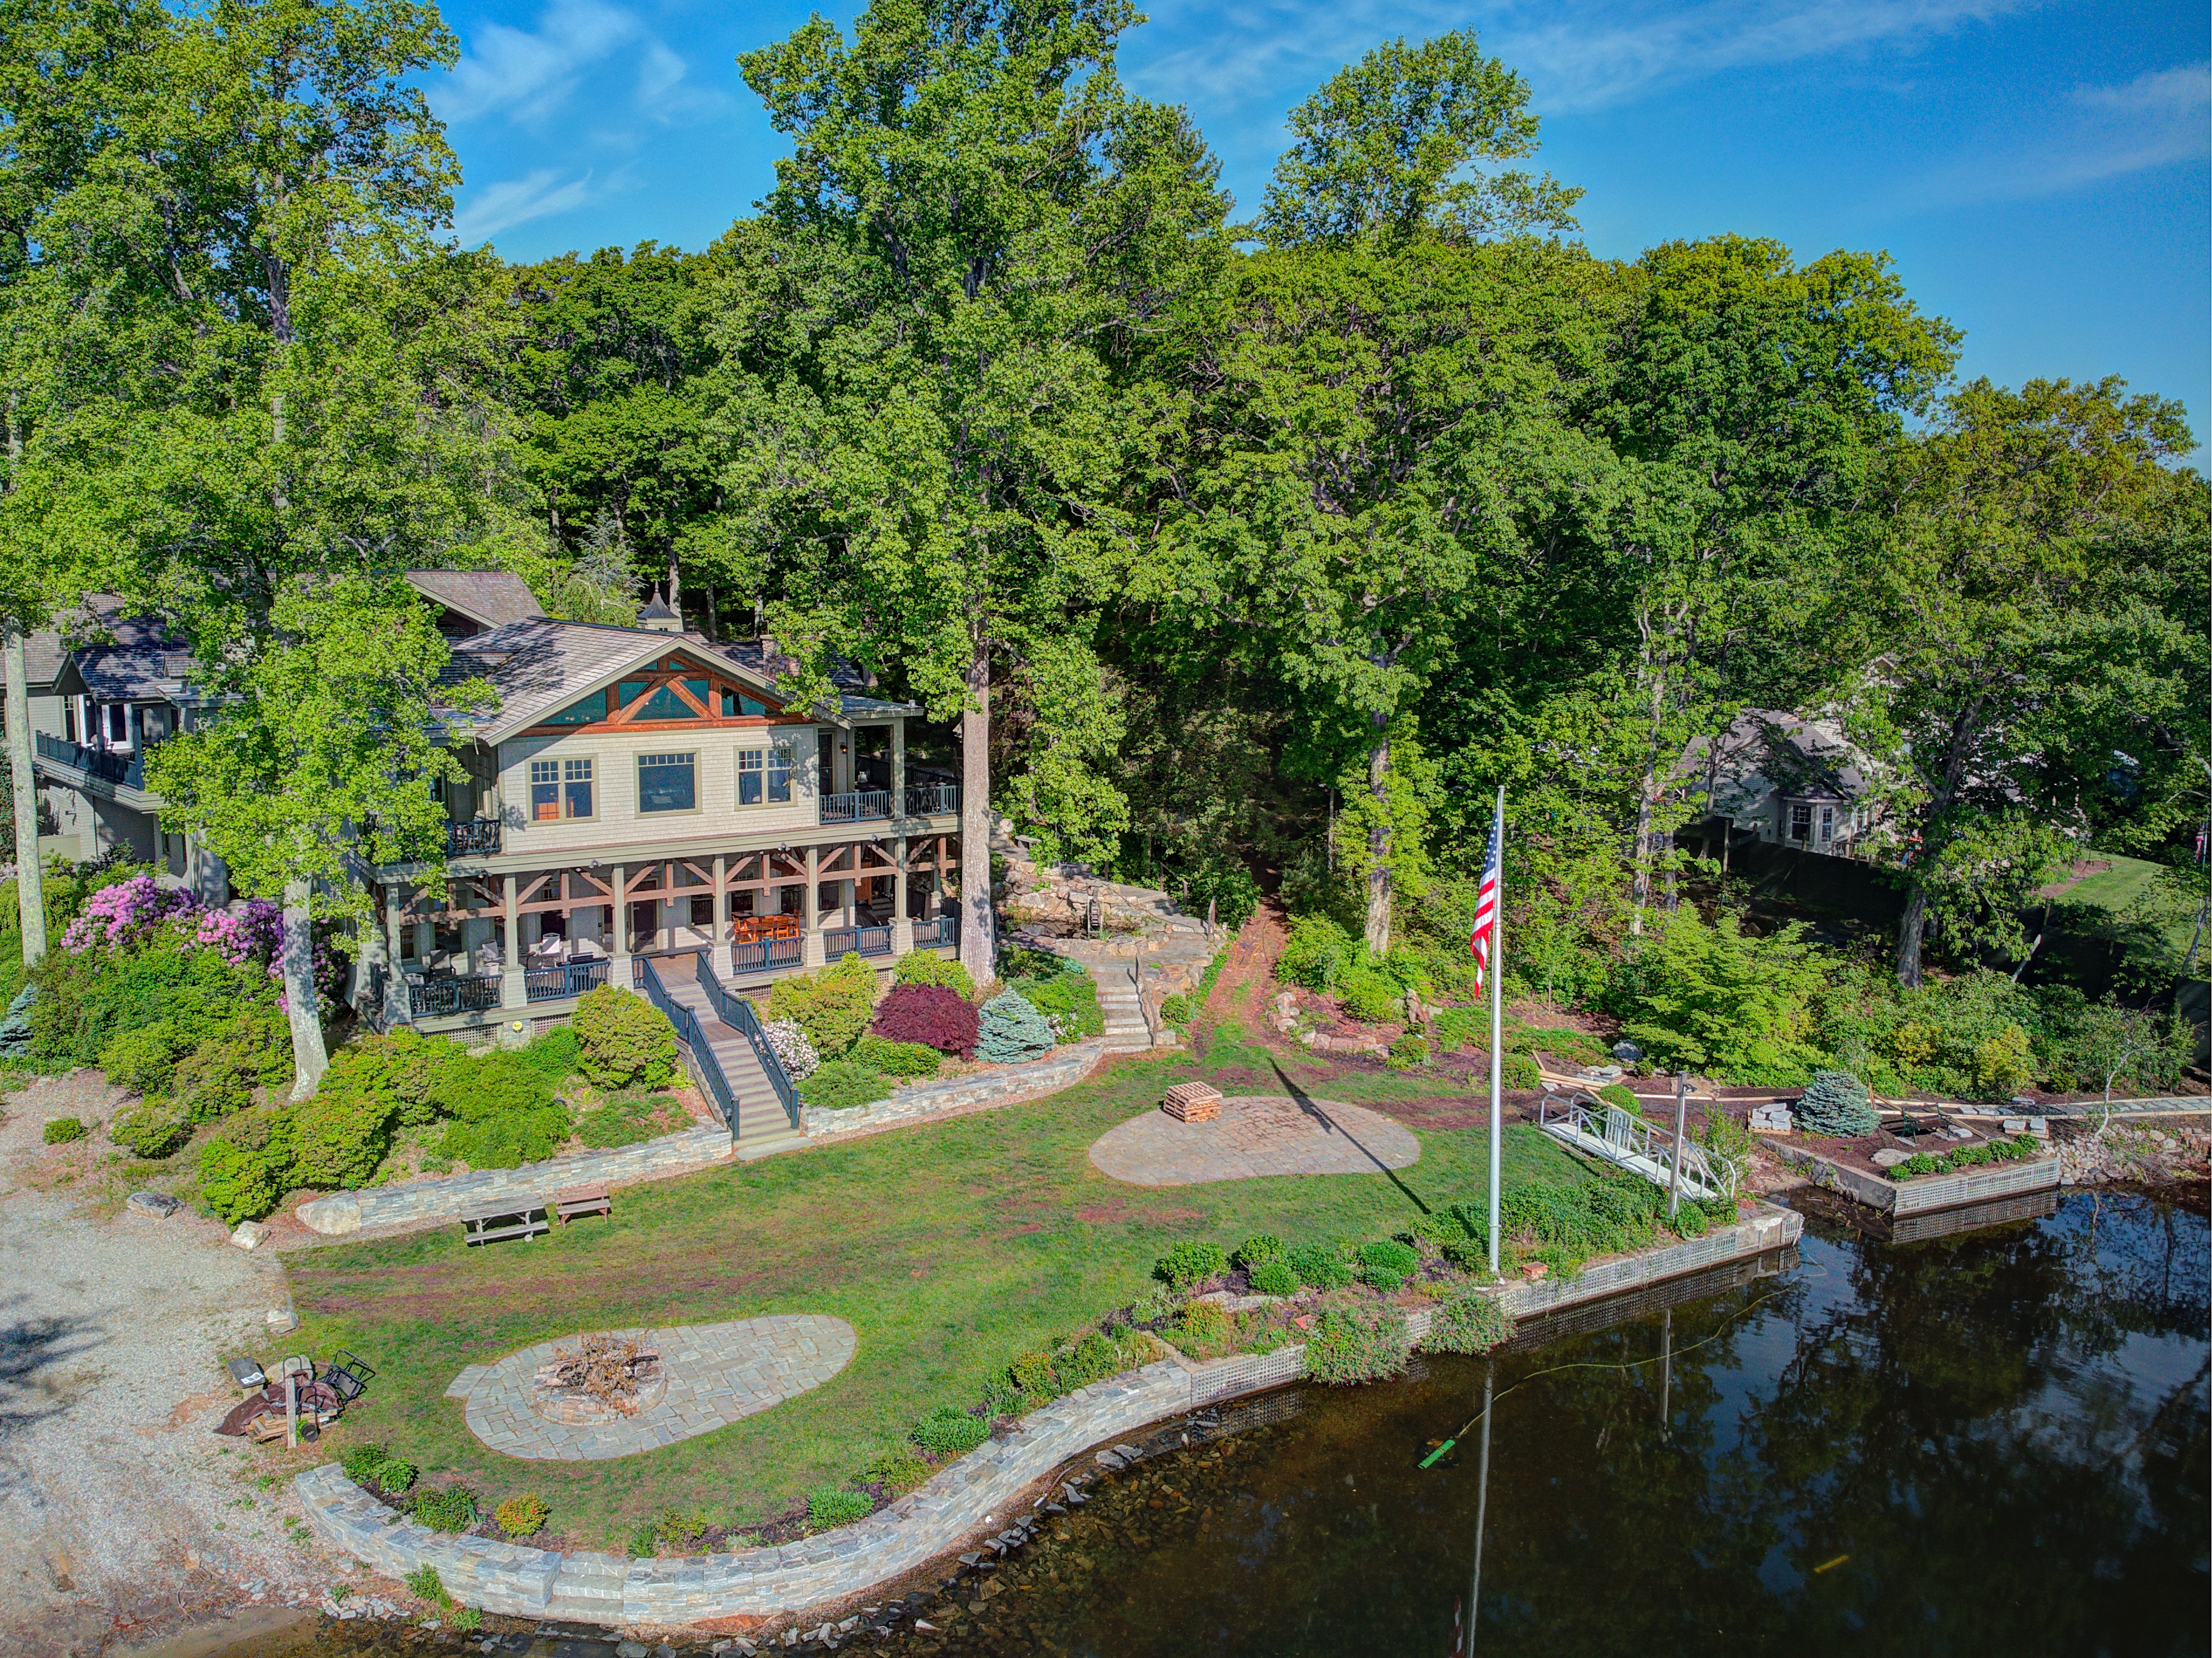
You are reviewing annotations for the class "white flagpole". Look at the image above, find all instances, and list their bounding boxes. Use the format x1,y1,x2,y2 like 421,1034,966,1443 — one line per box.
1487,783,1505,1278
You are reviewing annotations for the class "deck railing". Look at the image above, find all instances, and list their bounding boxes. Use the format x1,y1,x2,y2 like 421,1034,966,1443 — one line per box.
730,934,806,975
523,958,608,1002
36,731,142,789
691,951,800,1132
410,972,502,1016
909,915,956,948
822,924,893,960
447,819,502,857
636,955,738,1131
902,781,960,817
819,789,893,824
1538,1092,1737,1203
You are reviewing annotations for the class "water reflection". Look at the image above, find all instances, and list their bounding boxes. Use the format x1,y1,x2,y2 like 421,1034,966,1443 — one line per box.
893,1192,2206,1657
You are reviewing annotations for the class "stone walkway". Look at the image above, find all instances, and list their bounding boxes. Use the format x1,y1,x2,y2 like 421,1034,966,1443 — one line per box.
1086,1094,1420,1187
454,1315,856,1461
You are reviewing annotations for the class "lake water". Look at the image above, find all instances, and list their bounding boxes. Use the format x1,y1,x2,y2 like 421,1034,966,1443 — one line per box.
150,1190,2208,1658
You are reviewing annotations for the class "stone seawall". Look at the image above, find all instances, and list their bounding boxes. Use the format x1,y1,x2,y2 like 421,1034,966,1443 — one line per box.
294,1204,1803,1626
295,1125,732,1236
799,1042,1104,1139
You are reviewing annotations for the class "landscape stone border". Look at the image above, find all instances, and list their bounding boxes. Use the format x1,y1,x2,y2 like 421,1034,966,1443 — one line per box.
1085,1094,1420,1187
797,1040,1104,1139
294,1205,1803,1626
1773,1140,2059,1215
456,1317,858,1461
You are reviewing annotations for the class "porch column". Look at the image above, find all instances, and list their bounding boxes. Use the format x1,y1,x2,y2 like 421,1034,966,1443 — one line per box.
802,845,824,968
382,882,415,1025
712,854,729,975
891,720,906,818
500,873,526,1009
611,863,634,991
892,834,913,953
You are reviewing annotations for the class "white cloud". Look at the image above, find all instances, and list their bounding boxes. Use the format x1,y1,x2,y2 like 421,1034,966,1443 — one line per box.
453,168,599,245
433,0,731,132
1905,60,2208,207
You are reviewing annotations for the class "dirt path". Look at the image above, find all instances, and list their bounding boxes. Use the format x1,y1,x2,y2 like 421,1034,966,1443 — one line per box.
0,1073,393,1656
1203,899,1288,1031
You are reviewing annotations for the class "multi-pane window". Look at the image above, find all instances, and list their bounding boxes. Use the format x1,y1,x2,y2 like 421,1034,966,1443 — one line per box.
736,746,795,807
1789,802,1812,842
638,752,696,813
530,757,595,820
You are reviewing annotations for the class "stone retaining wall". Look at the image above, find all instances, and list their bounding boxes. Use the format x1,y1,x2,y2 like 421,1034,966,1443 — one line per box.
1774,1141,2059,1216
295,1125,731,1236
798,1042,1104,1139
293,1204,1803,1625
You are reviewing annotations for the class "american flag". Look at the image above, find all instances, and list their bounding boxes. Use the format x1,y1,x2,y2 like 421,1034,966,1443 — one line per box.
1468,813,1501,992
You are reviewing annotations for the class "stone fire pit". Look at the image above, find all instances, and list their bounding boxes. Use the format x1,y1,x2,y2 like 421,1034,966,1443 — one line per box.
530,1332,667,1426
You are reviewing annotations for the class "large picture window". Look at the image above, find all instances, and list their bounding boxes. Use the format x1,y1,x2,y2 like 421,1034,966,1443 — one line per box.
530,756,595,821
638,752,697,814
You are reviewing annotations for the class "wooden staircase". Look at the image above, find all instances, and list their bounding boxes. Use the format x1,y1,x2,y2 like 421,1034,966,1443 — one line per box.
641,954,806,1150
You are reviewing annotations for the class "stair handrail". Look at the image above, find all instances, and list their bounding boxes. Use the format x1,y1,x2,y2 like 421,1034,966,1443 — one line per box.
691,951,800,1131
637,954,740,1133
1540,1090,1735,1201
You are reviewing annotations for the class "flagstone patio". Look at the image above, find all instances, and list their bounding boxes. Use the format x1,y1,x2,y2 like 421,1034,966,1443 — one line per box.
1086,1094,1421,1188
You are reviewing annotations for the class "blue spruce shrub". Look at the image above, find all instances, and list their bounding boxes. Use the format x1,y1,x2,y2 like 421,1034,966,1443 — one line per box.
1796,1069,1876,1138
976,990,1056,1063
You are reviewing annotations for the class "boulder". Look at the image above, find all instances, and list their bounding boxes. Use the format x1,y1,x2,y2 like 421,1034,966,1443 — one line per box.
228,1221,269,1251
296,1194,363,1235
125,1190,181,1219
1871,1149,1910,1169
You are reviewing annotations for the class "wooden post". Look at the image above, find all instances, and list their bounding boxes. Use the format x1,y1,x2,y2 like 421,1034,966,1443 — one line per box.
1668,1070,1689,1219
892,835,912,953
285,1368,298,1450
802,846,823,967
712,854,729,971
610,864,632,988
500,872,525,1009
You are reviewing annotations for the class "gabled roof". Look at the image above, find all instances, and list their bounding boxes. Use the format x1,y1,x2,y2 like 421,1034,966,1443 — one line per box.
447,620,796,742
402,569,545,631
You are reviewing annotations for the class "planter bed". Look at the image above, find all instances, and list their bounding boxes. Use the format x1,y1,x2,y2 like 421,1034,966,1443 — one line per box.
1773,1136,2059,1217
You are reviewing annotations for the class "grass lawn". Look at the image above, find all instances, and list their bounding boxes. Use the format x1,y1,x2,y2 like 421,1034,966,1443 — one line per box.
286,1031,1586,1550
2049,853,2196,974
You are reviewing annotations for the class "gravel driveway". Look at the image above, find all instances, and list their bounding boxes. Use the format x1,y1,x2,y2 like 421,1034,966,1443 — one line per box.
0,1072,370,1656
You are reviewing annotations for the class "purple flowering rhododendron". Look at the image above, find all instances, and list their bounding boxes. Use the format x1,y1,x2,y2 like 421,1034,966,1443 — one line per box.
61,878,339,1013
60,874,200,951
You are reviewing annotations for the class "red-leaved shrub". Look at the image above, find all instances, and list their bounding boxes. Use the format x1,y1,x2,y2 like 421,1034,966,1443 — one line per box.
871,984,978,1059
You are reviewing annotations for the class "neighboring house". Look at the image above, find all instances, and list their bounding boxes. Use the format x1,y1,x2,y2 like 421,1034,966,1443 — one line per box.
6,571,965,1034
1692,710,1890,861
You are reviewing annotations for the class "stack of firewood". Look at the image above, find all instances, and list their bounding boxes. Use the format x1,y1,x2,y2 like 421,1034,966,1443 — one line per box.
537,1332,661,1413
1162,1081,1223,1123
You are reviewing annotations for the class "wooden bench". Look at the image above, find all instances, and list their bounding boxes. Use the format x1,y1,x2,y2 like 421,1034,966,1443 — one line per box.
553,1184,612,1225
460,1200,550,1246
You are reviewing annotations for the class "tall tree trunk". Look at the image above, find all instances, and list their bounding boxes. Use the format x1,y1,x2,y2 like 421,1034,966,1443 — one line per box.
1896,882,1929,989
1363,719,1391,955
282,878,328,1098
958,632,995,977
4,623,43,964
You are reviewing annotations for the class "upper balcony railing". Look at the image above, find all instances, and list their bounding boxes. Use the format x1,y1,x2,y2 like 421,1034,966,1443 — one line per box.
447,819,502,858
36,732,142,790
817,781,960,826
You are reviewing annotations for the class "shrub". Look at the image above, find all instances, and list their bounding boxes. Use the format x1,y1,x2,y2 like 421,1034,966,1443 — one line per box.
976,989,1056,1063
1431,1006,1482,1052
434,1051,571,1169
761,1018,819,1081
1154,1239,1227,1290
869,984,978,1058
910,1405,989,1457
290,1075,399,1190
410,1484,478,1533
1596,1083,1641,1115
1696,1109,1759,1182
1336,966,1400,1023
167,1026,265,1122
1499,1053,1540,1091
1009,1347,1059,1396
766,954,879,1058
862,1445,932,1496
404,1564,448,1608
798,1060,894,1111
1052,1329,1135,1390
450,1608,482,1633
1159,992,1193,1026
571,986,678,1088
340,1444,392,1484
807,1486,872,1530
109,1099,191,1159
1249,1258,1299,1296
853,1034,940,1078
368,1457,417,1496
1796,1070,1876,1138
1278,914,1357,991
1386,1033,1429,1071
515,1026,580,1082
1357,1239,1420,1289
197,1109,299,1224
1231,1234,1286,1270
1973,1024,2033,1099
100,1019,191,1093
318,1028,447,1129
1011,971,1104,1041
1170,1300,1237,1359
1426,1290,1514,1355
1609,908,1830,1084
891,952,975,1001
1288,1241,1353,1290
1303,1306,1412,1385
573,1090,688,1149
652,1508,709,1551
42,1116,85,1145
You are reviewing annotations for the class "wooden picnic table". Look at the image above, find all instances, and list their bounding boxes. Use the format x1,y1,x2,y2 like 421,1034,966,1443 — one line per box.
460,1199,550,1246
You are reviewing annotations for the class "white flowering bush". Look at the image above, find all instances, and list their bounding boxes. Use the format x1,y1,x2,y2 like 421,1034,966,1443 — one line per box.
763,1018,819,1081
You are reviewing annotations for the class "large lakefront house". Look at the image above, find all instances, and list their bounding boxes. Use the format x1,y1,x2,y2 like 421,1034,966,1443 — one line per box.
9,574,964,1037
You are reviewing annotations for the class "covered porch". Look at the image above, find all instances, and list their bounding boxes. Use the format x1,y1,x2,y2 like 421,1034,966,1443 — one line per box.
384,833,963,1025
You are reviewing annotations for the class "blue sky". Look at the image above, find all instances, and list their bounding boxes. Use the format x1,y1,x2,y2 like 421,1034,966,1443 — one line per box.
430,0,2210,458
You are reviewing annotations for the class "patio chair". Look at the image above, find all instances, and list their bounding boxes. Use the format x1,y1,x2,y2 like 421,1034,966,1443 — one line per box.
317,1349,376,1403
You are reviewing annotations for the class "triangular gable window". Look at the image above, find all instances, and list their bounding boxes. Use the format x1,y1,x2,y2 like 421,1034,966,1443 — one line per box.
638,683,701,720
542,690,607,727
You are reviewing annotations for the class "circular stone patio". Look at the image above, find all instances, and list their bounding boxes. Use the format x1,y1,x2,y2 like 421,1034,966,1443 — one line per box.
453,1315,856,1461
1087,1094,1420,1187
